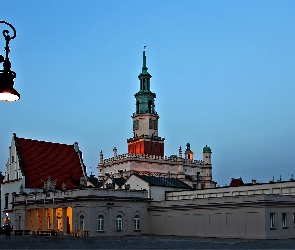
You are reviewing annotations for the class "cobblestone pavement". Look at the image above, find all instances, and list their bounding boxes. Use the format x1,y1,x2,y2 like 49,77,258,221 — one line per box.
1,235,295,249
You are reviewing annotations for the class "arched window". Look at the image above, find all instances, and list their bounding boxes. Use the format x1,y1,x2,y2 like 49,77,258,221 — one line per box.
79,215,84,231
134,215,140,231
116,215,122,231
97,215,104,232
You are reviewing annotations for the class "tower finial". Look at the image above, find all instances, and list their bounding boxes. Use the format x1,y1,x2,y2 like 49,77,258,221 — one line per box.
142,46,148,72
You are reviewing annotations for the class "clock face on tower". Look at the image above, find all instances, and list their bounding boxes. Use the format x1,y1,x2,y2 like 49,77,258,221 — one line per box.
149,119,158,130
133,120,139,131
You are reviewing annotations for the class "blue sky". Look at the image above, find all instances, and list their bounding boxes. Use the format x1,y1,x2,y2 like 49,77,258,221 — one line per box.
1,1,294,186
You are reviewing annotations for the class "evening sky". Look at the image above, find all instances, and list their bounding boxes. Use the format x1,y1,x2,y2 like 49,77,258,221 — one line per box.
1,1,294,186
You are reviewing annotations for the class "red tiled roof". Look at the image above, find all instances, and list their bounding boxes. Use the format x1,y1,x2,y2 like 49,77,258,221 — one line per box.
15,135,85,190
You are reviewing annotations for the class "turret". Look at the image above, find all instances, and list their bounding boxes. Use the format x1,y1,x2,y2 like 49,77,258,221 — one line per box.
98,150,105,178
202,145,212,164
185,143,194,160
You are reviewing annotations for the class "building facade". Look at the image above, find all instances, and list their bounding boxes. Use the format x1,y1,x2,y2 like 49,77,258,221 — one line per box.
12,189,150,236
11,187,295,239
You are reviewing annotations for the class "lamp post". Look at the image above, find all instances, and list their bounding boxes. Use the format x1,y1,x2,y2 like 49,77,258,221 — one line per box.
0,21,20,102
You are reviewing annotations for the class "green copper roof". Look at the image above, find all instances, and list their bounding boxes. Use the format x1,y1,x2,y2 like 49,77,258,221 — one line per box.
134,49,157,115
185,142,193,153
203,145,212,153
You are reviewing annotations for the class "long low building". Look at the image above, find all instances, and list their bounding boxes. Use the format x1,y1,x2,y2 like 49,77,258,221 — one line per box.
149,194,295,239
11,186,295,239
165,180,295,200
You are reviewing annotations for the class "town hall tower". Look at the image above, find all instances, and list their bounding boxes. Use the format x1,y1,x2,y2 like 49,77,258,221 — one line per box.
127,50,164,156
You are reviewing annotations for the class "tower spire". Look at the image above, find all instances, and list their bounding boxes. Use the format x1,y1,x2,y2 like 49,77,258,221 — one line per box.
142,46,148,73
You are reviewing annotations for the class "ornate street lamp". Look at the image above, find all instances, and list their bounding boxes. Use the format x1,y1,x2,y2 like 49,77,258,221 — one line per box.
0,21,20,102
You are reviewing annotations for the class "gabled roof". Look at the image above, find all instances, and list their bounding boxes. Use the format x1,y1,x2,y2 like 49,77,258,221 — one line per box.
14,134,85,190
136,175,191,189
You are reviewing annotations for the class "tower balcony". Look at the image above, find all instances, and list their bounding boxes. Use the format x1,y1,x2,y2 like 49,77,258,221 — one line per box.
127,134,165,143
